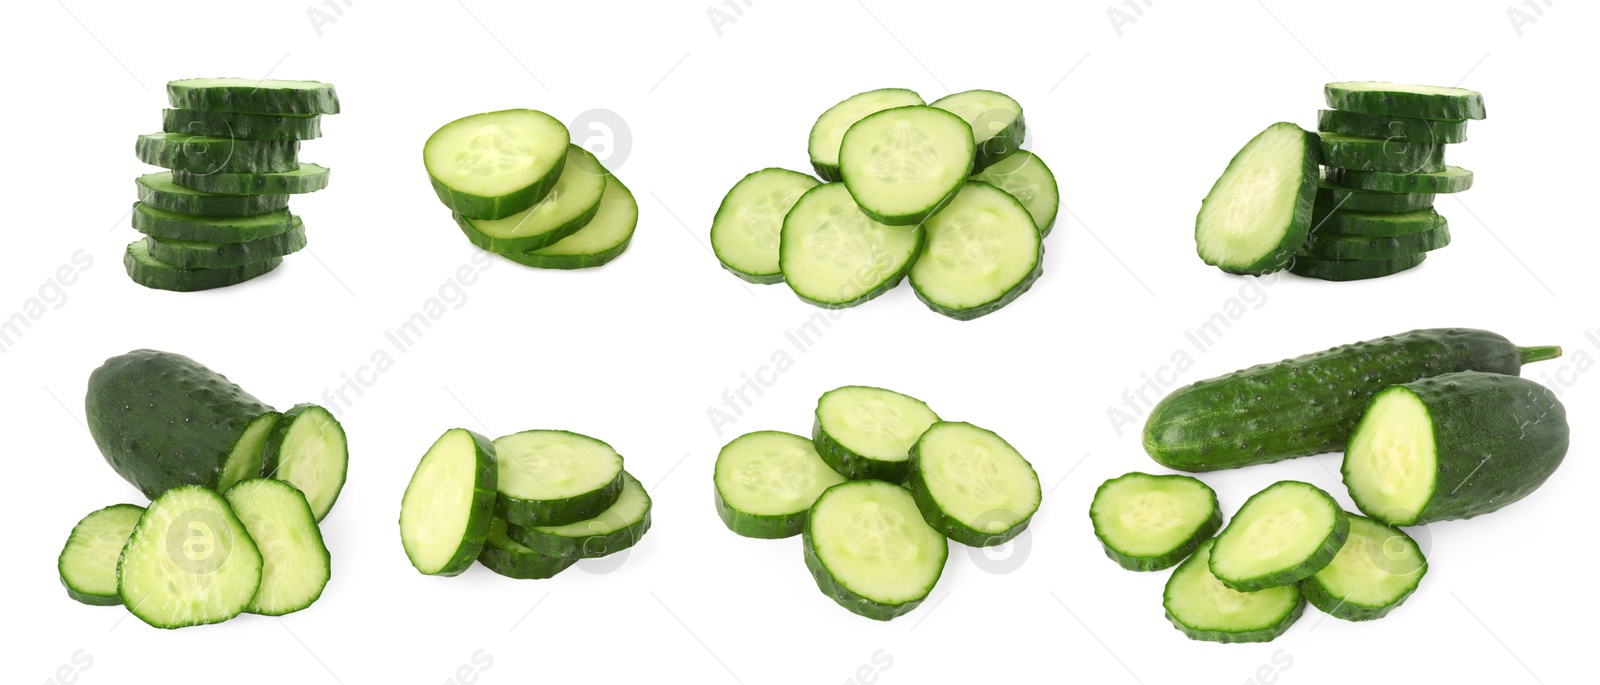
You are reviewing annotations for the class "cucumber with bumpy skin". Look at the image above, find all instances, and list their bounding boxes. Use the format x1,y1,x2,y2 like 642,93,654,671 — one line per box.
1290,253,1426,281
144,220,306,269
809,88,924,182
930,89,1026,171
260,403,348,522
1194,122,1320,275
224,478,330,616
1089,473,1221,572
715,431,847,539
425,109,570,220
1318,132,1444,173
804,480,948,621
454,146,606,253
511,472,651,559
840,105,974,226
780,183,923,308
505,173,639,270
1326,166,1473,194
812,385,940,482
1300,515,1426,621
908,421,1041,547
909,181,1042,320
970,150,1060,236
136,132,300,174
478,518,576,579
1208,481,1348,591
117,486,263,629
58,504,144,606
163,108,322,141
1324,82,1485,121
711,168,820,283
137,172,290,217
173,163,330,195
124,241,283,292
1317,109,1467,144
492,430,624,527
1303,225,1451,261
1316,178,1434,214
1311,207,1444,237
1164,539,1305,643
132,202,295,243
167,78,340,115
400,428,499,576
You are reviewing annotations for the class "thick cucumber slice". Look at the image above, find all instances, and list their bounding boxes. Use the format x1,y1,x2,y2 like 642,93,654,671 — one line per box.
163,108,322,141
1209,481,1348,591
477,518,576,580
1317,109,1467,144
930,89,1026,171
711,168,820,283
454,145,606,253
1090,473,1221,572
1303,225,1450,261
908,421,1041,547
970,150,1060,236
224,479,330,616
117,486,263,629
804,481,948,621
714,431,847,539
136,132,300,174
261,403,348,522
1318,132,1444,174
1344,371,1568,526
1194,122,1319,275
1326,165,1473,194
1324,82,1486,121
400,428,498,576
812,385,940,482
809,88,925,182
137,172,289,217
425,109,570,220
124,240,283,292
1290,253,1426,281
1300,515,1426,621
172,163,330,195
779,183,923,308
58,504,144,606
505,173,639,269
145,220,306,269
492,430,625,527
909,181,1042,320
132,202,295,243
1312,207,1444,237
167,78,340,115
839,105,974,225
511,472,651,559
1317,178,1435,214
1164,539,1305,643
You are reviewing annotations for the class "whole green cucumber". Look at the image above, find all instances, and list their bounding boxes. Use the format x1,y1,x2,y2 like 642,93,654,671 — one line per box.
1142,329,1561,471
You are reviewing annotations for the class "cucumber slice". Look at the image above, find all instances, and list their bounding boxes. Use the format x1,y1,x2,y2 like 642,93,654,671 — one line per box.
908,181,1042,320
132,202,295,243
454,145,607,253
1300,515,1426,621
1208,481,1349,591
1317,176,1435,214
1326,165,1473,194
399,428,498,576
261,403,349,522
908,421,1041,547
1324,81,1485,121
144,220,307,269
1289,253,1426,281
172,163,331,195
163,108,322,141
167,78,340,115
223,479,330,616
808,88,925,182
117,486,263,629
505,173,639,269
1089,473,1221,572
1303,225,1451,261
492,430,625,527
1164,539,1305,643
136,132,300,174
804,481,948,621
779,183,923,308
58,504,144,606
1317,109,1467,144
510,472,651,559
839,105,974,225
710,168,820,283
477,518,576,579
425,109,570,220
929,89,1026,171
1317,132,1444,174
1194,122,1320,275
714,431,847,539
137,172,290,217
970,150,1060,236
1314,207,1444,238
812,385,940,482
124,240,283,292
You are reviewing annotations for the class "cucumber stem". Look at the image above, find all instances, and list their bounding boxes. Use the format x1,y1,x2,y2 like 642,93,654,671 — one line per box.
1518,345,1563,364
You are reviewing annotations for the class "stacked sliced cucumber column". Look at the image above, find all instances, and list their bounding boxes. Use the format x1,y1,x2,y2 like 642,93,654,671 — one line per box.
712,88,1058,320
1090,328,1565,643
714,385,1041,620
128,79,339,291
59,350,349,628
1195,82,1483,281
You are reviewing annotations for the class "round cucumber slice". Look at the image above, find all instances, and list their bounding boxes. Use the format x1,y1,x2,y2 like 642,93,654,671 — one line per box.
1089,472,1221,572
505,172,639,269
144,220,307,269
804,481,948,621
454,145,606,253
1311,207,1444,237
715,431,847,539
58,504,145,606
1324,81,1485,121
163,108,323,141
136,132,300,174
1317,109,1467,144
1289,253,1426,281
1326,165,1474,194
1300,515,1427,621
124,240,283,292
839,105,974,225
172,163,331,195
808,88,925,182
224,479,330,616
812,385,940,482
1164,539,1305,643
478,518,577,580
908,421,1041,547
492,430,624,527
261,403,349,522
1195,122,1320,275
710,168,820,283
1317,132,1444,174
1208,481,1349,591
779,183,923,308
930,89,1025,171
425,109,570,220
909,181,1042,320
136,172,290,217
166,78,339,115
117,486,264,629
971,150,1060,236
511,472,651,559
399,428,499,576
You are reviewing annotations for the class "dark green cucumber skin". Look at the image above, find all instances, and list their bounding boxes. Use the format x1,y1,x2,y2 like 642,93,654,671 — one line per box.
1324,83,1485,121
163,108,322,141
811,419,914,483
137,172,290,217
787,227,924,311
1165,541,1307,643
509,509,651,560
907,425,1039,547
260,403,348,522
477,519,576,579
59,503,145,606
1317,109,1467,144
124,241,283,292
132,203,296,243
86,350,277,499
1210,482,1349,591
1317,133,1444,173
913,244,1043,321
145,221,306,269
1199,124,1320,276
1089,474,1221,572
1312,206,1443,237
1142,329,1552,472
1326,166,1473,194
453,202,600,254
1316,181,1435,214
971,114,1026,173
167,79,340,115
406,429,498,577
136,133,300,174
1303,225,1451,261
503,237,633,269
1299,516,1426,621
714,485,808,539
802,498,948,621
496,471,625,528
1289,253,1426,281
172,164,331,195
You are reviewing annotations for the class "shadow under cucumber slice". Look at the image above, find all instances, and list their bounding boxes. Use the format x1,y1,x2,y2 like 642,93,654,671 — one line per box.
124,240,283,292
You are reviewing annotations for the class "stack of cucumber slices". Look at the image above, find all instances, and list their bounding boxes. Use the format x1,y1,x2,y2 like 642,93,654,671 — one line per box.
712,88,1058,320
399,428,652,579
424,110,639,270
1093,328,1567,643
59,350,349,628
714,385,1041,620
1195,82,1483,281
127,78,339,291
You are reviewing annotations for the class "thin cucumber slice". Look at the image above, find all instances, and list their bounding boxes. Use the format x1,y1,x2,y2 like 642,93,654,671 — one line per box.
970,150,1060,236
1317,109,1466,144
172,163,330,195
1208,481,1349,591
1089,473,1221,572
137,172,289,217
1316,177,1435,214
1324,82,1485,120
1318,132,1444,174
505,173,639,269
167,78,340,115
809,88,925,182
117,486,263,629
163,108,322,141
711,168,820,283
260,403,349,522
1326,165,1473,194
124,240,283,292
454,145,607,253
779,183,923,308
930,89,1026,171
136,132,300,174
511,472,651,559
1312,207,1444,237
1290,253,1426,281
132,202,295,243
908,421,1041,547
812,385,940,482
839,105,974,225
58,504,144,606
804,481,948,621
492,430,625,527
1164,539,1305,643
399,428,498,576
425,109,570,220
1300,515,1426,621
224,479,330,616
1195,122,1319,275
714,431,847,539
477,518,576,579
1303,225,1450,261
908,181,1042,320
145,219,306,269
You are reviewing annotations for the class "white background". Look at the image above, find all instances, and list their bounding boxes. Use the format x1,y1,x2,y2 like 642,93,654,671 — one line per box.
3,0,1593,683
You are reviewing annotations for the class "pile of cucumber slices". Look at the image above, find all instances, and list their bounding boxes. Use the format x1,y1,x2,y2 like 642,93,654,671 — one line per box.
712,88,1059,320
714,385,1041,620
1195,82,1483,281
424,110,639,269
59,350,350,628
127,78,339,291
1093,328,1567,642
399,428,652,579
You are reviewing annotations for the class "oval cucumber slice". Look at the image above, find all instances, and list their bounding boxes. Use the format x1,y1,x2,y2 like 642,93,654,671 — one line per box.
812,385,940,482
804,481,948,621
839,105,974,225
1324,81,1485,120
454,145,606,253
1089,472,1221,572
425,109,570,220
1317,132,1444,174
711,168,820,283
1208,481,1349,591
506,172,640,270
715,431,847,539
492,430,625,527
261,403,349,522
136,172,290,217
930,89,1025,171
1164,539,1305,643
399,428,498,576
167,78,339,115
224,478,330,616
1300,515,1426,621
1289,253,1426,281
971,150,1060,236
117,486,264,628
477,518,576,579
909,181,1042,320
779,183,923,308
511,472,651,559
172,163,331,195
809,88,924,182
1195,122,1320,275
1326,165,1473,194
123,240,283,292
908,421,1041,547
1317,109,1467,144
58,504,145,606
144,219,307,269
136,132,300,174
1304,225,1450,261
163,108,322,141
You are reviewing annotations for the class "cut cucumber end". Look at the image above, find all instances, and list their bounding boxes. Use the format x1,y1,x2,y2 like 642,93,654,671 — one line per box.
1195,122,1319,275
399,428,498,576
1209,481,1348,591
262,403,349,522
1343,387,1438,526
1164,540,1305,643
1301,515,1426,621
804,481,948,620
715,431,846,539
1089,472,1221,572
